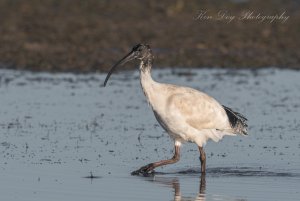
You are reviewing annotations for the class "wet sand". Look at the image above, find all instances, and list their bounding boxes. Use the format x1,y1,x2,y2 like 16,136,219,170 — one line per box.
0,0,299,71
0,68,300,200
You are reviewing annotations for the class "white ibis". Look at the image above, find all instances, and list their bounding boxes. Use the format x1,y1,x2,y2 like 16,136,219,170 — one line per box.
103,44,248,175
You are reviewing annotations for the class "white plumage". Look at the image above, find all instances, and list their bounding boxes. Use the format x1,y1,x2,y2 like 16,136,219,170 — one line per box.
104,44,248,175
140,67,236,147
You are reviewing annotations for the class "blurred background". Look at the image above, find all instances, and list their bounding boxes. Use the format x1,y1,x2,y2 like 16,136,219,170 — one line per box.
1,2,300,200
0,0,299,72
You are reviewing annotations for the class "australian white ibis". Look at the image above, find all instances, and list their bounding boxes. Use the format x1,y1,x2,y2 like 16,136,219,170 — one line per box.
103,44,248,175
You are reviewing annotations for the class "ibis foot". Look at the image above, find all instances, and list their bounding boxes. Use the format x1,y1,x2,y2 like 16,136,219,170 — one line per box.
131,143,181,176
131,163,155,176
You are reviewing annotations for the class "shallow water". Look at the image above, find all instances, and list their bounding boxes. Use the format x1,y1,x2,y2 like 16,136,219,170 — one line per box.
0,68,299,201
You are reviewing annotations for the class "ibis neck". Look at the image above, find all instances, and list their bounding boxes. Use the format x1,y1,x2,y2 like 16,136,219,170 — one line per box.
139,56,154,81
139,57,153,74
140,58,156,102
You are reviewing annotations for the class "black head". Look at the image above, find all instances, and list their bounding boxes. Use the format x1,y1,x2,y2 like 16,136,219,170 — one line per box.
103,44,152,87
131,44,152,60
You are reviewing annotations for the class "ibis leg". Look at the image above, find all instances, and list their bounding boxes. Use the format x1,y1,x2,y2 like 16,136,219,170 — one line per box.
198,146,206,174
199,174,206,194
131,144,180,175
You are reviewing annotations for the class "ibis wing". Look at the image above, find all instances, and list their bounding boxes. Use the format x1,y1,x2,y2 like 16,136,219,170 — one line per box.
167,87,231,131
222,105,248,135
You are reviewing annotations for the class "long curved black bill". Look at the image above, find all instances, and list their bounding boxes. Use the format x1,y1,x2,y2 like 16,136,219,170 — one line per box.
103,50,135,87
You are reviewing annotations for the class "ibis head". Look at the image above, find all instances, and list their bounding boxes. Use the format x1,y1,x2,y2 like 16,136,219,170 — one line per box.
103,44,152,87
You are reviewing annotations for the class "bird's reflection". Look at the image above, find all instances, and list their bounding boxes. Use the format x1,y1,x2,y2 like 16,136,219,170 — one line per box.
150,174,206,201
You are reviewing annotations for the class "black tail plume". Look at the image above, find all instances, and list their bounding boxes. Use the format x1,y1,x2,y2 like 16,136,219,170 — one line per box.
223,105,248,135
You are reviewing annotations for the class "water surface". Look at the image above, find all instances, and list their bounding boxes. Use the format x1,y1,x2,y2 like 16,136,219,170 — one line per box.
0,68,299,200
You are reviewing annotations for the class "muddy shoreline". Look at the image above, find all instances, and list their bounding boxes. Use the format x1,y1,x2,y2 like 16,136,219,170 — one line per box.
0,0,299,72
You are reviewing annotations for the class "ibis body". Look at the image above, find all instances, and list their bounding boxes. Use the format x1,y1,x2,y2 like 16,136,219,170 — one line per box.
104,44,248,175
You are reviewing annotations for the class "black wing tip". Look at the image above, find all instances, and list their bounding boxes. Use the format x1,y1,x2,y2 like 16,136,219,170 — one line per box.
222,105,248,135
242,127,248,135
